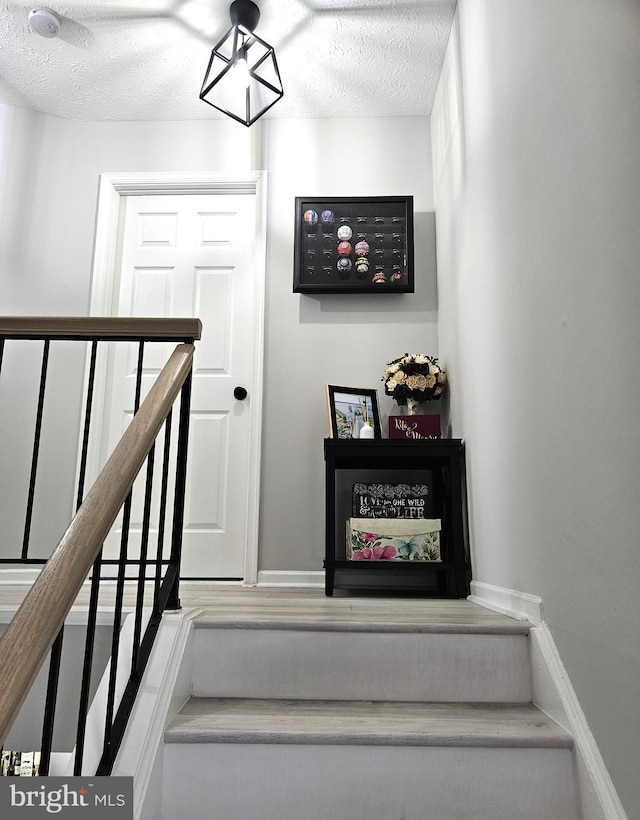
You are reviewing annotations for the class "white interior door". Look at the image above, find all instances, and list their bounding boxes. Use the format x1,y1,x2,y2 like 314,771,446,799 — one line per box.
98,191,260,579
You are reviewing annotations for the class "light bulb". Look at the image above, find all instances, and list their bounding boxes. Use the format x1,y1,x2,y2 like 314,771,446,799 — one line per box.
234,45,250,90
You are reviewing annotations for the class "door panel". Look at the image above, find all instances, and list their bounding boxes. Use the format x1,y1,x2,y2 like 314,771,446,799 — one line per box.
98,193,257,578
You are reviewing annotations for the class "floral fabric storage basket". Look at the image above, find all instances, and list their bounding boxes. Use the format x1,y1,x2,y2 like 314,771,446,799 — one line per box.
347,517,441,561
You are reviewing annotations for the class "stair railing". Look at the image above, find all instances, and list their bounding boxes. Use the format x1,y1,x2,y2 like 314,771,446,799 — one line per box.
0,316,201,775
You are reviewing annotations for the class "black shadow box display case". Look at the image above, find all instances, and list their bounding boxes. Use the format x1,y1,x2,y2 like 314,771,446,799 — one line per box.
293,196,414,294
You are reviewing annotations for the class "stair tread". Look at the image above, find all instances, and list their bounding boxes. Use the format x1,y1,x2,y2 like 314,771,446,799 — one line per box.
192,599,530,634
165,699,572,748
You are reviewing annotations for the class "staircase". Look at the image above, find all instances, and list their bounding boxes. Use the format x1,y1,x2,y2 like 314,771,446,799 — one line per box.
159,594,579,820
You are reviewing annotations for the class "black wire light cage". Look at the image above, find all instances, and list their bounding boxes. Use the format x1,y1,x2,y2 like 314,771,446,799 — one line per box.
200,0,284,127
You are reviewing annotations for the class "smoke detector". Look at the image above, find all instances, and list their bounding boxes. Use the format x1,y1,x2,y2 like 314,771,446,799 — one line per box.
28,7,61,38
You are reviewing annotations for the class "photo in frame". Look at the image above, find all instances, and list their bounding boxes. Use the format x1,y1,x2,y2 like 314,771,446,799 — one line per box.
326,385,382,439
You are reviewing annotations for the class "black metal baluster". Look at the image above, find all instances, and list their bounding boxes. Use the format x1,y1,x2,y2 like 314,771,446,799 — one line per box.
132,447,155,674
102,501,131,762
27,340,61,778
166,371,193,612
101,341,144,763
73,549,103,775
39,630,63,776
70,340,101,774
153,412,173,615
76,340,98,509
22,339,50,561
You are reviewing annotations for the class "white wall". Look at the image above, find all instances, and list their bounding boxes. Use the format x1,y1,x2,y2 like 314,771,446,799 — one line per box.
432,2,640,816
260,118,436,571
0,617,113,752
0,105,87,555
0,105,44,304
0,111,436,572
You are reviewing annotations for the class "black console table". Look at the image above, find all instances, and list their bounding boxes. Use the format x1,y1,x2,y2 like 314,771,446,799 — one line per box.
324,438,471,597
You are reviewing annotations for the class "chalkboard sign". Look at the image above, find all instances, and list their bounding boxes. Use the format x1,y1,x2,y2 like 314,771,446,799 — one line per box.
352,483,432,519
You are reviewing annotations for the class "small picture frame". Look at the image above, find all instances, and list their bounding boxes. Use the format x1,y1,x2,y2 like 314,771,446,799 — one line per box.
326,385,382,439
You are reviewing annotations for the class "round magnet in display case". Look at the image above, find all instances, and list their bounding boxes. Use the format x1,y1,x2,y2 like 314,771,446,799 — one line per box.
355,258,370,273
337,241,352,257
337,225,352,241
372,271,387,284
303,209,319,227
320,210,335,227
355,241,370,257
337,258,352,272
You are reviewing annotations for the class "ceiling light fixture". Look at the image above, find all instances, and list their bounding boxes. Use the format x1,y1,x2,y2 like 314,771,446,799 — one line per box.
28,7,61,38
200,0,283,127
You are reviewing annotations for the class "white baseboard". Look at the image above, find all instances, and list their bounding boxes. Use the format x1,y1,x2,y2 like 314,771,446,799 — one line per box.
470,580,627,820
468,579,543,625
257,570,325,588
531,623,628,820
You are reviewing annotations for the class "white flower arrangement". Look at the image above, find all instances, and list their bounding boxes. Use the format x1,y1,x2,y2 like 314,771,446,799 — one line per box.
383,353,447,406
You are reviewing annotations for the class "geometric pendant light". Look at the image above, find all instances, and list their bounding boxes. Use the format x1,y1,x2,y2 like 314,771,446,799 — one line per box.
200,0,284,127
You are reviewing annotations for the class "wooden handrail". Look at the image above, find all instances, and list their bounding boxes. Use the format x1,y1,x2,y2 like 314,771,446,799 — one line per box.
0,343,195,746
0,316,202,341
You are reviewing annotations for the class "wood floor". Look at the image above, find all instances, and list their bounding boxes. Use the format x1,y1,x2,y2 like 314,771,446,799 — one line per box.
166,698,571,748
0,582,528,634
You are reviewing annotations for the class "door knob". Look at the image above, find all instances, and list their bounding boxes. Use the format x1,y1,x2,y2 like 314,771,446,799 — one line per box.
234,386,248,401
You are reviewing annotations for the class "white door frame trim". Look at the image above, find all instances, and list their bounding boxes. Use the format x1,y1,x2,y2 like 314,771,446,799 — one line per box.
89,171,268,585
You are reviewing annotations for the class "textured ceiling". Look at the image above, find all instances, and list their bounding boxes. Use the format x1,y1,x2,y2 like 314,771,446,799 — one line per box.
0,0,456,121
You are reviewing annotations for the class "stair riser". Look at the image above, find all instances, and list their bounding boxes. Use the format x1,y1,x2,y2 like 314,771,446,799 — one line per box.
192,628,531,702
163,743,578,820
